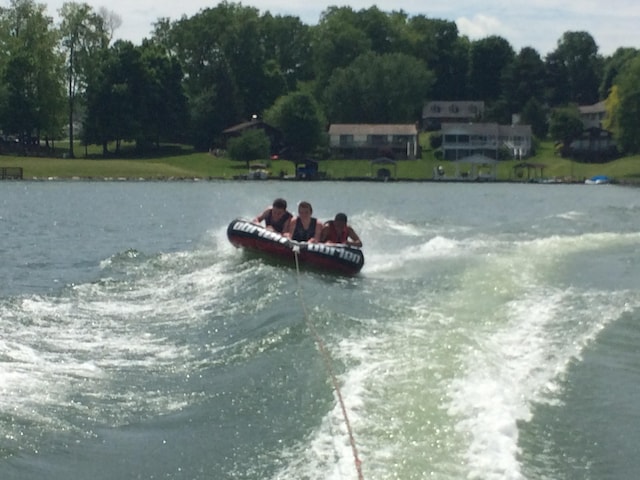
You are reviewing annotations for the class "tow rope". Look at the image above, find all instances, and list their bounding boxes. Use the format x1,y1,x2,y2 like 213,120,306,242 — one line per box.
292,248,364,480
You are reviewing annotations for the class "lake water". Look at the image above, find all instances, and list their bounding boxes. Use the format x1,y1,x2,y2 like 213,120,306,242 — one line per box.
1,180,639,480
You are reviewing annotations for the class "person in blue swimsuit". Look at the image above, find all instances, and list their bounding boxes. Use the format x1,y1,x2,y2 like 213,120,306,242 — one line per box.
252,198,292,233
285,201,322,242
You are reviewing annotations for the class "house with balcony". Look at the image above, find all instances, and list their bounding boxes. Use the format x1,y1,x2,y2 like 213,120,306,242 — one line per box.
328,124,419,159
422,101,484,130
441,122,533,161
578,100,606,129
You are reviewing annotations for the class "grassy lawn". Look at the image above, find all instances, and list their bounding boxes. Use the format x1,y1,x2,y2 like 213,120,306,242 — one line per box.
2,137,640,182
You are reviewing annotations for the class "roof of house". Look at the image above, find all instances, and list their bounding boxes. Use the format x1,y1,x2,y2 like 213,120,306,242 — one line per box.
328,124,418,136
579,100,606,115
222,119,279,134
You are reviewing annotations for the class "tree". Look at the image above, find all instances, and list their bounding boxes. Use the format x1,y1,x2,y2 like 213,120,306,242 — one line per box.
264,91,325,159
599,47,640,99
323,52,433,122
138,41,189,148
260,14,313,91
59,2,110,157
502,47,546,113
0,0,65,150
311,6,371,89
227,128,270,167
548,104,583,156
613,57,640,153
521,97,548,139
548,31,602,106
153,2,276,149
406,16,468,100
468,36,515,101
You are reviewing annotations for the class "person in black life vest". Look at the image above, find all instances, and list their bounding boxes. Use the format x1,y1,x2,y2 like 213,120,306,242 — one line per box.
284,200,322,242
252,198,292,234
320,213,362,247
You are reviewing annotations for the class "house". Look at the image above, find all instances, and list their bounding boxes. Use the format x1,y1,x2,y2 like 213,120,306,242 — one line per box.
569,127,618,161
422,101,484,130
441,122,532,161
578,100,607,129
328,124,419,160
222,119,283,155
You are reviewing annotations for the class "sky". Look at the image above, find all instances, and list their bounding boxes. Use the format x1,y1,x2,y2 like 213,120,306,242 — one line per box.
29,0,640,56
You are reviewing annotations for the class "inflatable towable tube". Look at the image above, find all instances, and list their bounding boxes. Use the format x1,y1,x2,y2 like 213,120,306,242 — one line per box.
227,218,364,276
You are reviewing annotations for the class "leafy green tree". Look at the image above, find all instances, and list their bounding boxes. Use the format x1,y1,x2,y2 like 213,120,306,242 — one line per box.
599,47,640,98
59,2,110,157
603,84,619,134
613,57,640,153
83,40,188,154
264,91,325,159
311,6,371,89
323,52,433,123
138,41,189,148
502,47,546,112
549,31,602,105
0,0,65,149
261,14,313,91
83,42,139,154
406,16,468,100
544,49,571,106
521,97,548,139
548,104,583,155
468,36,515,101
154,2,281,149
227,128,270,167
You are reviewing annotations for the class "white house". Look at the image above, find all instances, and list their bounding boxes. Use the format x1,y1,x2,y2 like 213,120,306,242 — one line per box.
441,122,533,160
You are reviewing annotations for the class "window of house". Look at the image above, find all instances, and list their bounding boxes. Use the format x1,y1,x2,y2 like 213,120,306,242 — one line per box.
449,104,459,114
368,135,387,145
431,105,441,113
339,134,354,146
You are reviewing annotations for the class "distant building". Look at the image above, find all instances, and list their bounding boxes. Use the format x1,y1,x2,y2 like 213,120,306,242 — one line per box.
222,119,283,155
328,123,419,159
441,122,533,160
578,100,607,129
422,101,484,130
570,127,618,161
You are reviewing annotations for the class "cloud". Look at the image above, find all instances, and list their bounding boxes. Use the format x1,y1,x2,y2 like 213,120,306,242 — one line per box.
456,14,504,40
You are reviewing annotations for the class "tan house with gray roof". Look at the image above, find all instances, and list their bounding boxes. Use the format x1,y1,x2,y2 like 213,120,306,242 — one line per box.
328,124,420,159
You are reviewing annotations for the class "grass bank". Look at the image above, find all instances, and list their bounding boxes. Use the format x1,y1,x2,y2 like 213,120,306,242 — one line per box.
2,139,640,182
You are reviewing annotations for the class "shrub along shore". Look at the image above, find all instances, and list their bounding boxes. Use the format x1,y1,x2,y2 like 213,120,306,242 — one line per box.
1,141,640,184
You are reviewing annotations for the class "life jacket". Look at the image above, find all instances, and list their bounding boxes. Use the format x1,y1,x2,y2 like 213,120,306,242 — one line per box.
324,221,348,243
291,217,317,241
265,209,292,233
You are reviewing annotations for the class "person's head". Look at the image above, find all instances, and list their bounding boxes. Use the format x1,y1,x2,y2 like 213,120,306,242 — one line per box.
272,198,287,210
334,213,347,227
298,201,313,217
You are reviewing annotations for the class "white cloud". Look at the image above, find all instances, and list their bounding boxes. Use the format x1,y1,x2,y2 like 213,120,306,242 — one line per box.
456,14,504,40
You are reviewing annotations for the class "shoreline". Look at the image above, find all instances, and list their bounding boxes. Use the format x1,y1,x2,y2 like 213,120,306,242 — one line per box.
3,175,636,185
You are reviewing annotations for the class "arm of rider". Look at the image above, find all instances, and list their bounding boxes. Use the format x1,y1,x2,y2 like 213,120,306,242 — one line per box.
347,227,363,248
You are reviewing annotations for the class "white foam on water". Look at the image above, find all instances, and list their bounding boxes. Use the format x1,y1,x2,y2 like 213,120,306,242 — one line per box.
442,231,640,480
271,228,640,479
0,245,243,444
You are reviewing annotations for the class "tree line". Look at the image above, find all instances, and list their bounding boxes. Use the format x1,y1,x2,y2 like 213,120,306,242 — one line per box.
1,0,640,158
